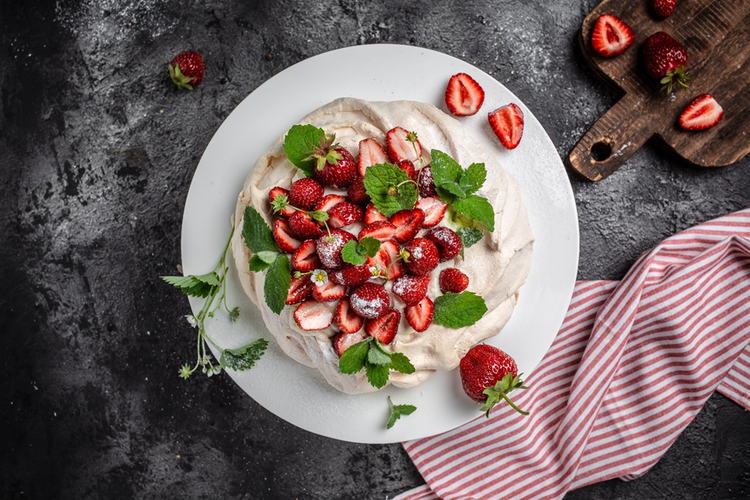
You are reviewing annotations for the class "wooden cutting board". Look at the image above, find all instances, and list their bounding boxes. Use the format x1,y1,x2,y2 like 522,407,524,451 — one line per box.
567,0,750,181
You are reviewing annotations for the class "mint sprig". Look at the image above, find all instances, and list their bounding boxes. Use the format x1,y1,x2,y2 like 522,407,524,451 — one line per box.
363,163,418,217
339,337,415,389
341,237,381,265
433,291,488,328
282,124,326,177
386,396,417,429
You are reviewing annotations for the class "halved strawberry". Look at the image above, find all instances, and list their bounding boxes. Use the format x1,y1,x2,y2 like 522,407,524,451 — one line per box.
397,159,418,182
288,211,323,239
358,138,389,177
445,73,485,117
488,103,524,150
391,274,430,306
313,280,346,302
590,14,634,58
365,203,387,224
350,282,390,319
418,165,437,198
286,274,314,305
358,220,397,242
289,178,324,210
329,264,371,287
386,126,422,163
335,297,365,335
314,194,347,213
269,187,295,218
405,296,434,333
439,267,470,294
389,209,425,244
316,229,356,270
334,331,367,356
272,219,302,253
679,94,724,131
415,196,447,228
293,300,334,331
367,240,403,280
426,226,463,262
328,201,364,229
365,309,401,344
291,240,321,272
347,176,370,205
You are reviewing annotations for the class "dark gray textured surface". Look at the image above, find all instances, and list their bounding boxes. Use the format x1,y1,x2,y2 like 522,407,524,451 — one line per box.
1,0,749,499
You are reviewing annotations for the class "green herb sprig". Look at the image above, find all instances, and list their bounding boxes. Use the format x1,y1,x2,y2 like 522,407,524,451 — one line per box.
339,337,415,389
387,396,417,429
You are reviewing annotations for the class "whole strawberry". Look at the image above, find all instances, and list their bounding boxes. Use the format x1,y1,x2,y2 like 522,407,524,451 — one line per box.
651,0,677,19
642,32,692,93
307,134,357,188
169,51,205,90
459,344,529,417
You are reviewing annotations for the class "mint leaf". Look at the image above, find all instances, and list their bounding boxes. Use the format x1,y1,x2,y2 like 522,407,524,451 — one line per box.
389,352,415,374
386,396,417,429
457,227,483,249
283,124,326,177
256,250,279,264
367,345,392,366
453,195,495,232
364,163,418,217
439,181,466,199
242,206,278,254
220,338,269,371
248,255,272,272
460,163,487,195
161,275,215,298
433,291,488,328
366,362,390,389
264,254,291,314
430,149,463,186
358,237,381,258
339,338,372,374
341,240,367,265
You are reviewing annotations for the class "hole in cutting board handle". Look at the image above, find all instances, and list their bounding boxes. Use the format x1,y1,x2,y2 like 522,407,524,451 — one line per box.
590,141,612,162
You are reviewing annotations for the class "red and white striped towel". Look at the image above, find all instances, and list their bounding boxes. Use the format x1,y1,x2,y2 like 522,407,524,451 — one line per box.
395,208,750,500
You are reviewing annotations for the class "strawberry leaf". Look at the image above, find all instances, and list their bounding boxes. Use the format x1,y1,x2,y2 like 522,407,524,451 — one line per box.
433,291,488,328
161,272,220,297
283,124,326,177
386,396,417,429
264,254,292,315
219,339,269,371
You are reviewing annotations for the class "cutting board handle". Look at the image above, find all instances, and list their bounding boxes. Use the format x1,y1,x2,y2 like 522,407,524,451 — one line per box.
567,93,653,181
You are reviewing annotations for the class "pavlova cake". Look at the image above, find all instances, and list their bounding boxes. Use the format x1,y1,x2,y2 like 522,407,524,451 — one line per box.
230,97,533,394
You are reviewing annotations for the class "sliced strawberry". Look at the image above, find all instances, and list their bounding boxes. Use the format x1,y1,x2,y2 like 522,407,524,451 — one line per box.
389,209,425,244
334,331,367,356
365,203,387,224
335,297,365,335
269,187,295,218
426,226,463,262
289,178,324,210
405,296,434,333
328,201,364,229
488,103,524,150
347,176,370,205
285,274,314,305
312,280,346,302
415,196,447,228
418,165,437,198
357,138,389,177
365,309,401,344
397,159,418,182
293,299,334,331
366,240,403,280
391,273,430,306
404,238,439,276
314,194,347,213
288,211,323,239
386,126,422,163
439,268,470,294
590,14,634,58
316,229,356,270
350,282,390,319
679,94,724,131
329,264,371,287
272,219,302,253
358,220,397,242
291,239,321,272
445,73,485,117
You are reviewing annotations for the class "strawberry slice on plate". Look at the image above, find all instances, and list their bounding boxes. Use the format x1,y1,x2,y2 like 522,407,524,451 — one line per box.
405,296,434,333
488,103,524,150
335,297,365,335
286,274,314,305
358,220,397,242
590,14,634,58
415,196,447,228
272,219,302,253
386,126,422,163
313,280,346,302
445,73,485,116
365,309,401,344
291,239,321,272
358,138,389,177
679,94,723,131
294,300,334,331
389,209,425,244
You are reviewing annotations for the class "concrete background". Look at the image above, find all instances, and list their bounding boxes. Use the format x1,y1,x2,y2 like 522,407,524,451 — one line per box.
1,0,749,498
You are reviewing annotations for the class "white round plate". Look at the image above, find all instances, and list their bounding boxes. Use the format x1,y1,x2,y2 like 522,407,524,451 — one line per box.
181,44,579,444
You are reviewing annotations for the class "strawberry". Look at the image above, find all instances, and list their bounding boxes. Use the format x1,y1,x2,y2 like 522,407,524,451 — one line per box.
405,296,434,333
347,176,370,205
288,211,323,239
272,219,302,253
328,201,364,229
426,226,462,262
335,298,365,335
350,282,390,319
459,344,529,416
365,309,401,344
445,73,485,116
642,31,691,93
403,238,439,276
397,159,418,182
651,0,677,19
590,14,634,58
488,103,524,150
367,240,403,280
269,187,295,218
285,274,314,305
415,196,447,228
312,280,346,302
316,229,356,270
358,220,397,242
308,134,357,188
439,268,469,294
358,138,389,176
365,203,387,224
168,51,205,90
418,165,437,198
293,299,334,331
289,178,324,210
291,240,321,272
329,264,371,287
313,193,347,213
334,331,367,356
391,274,430,306
386,126,422,163
679,94,724,131
389,209,425,244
